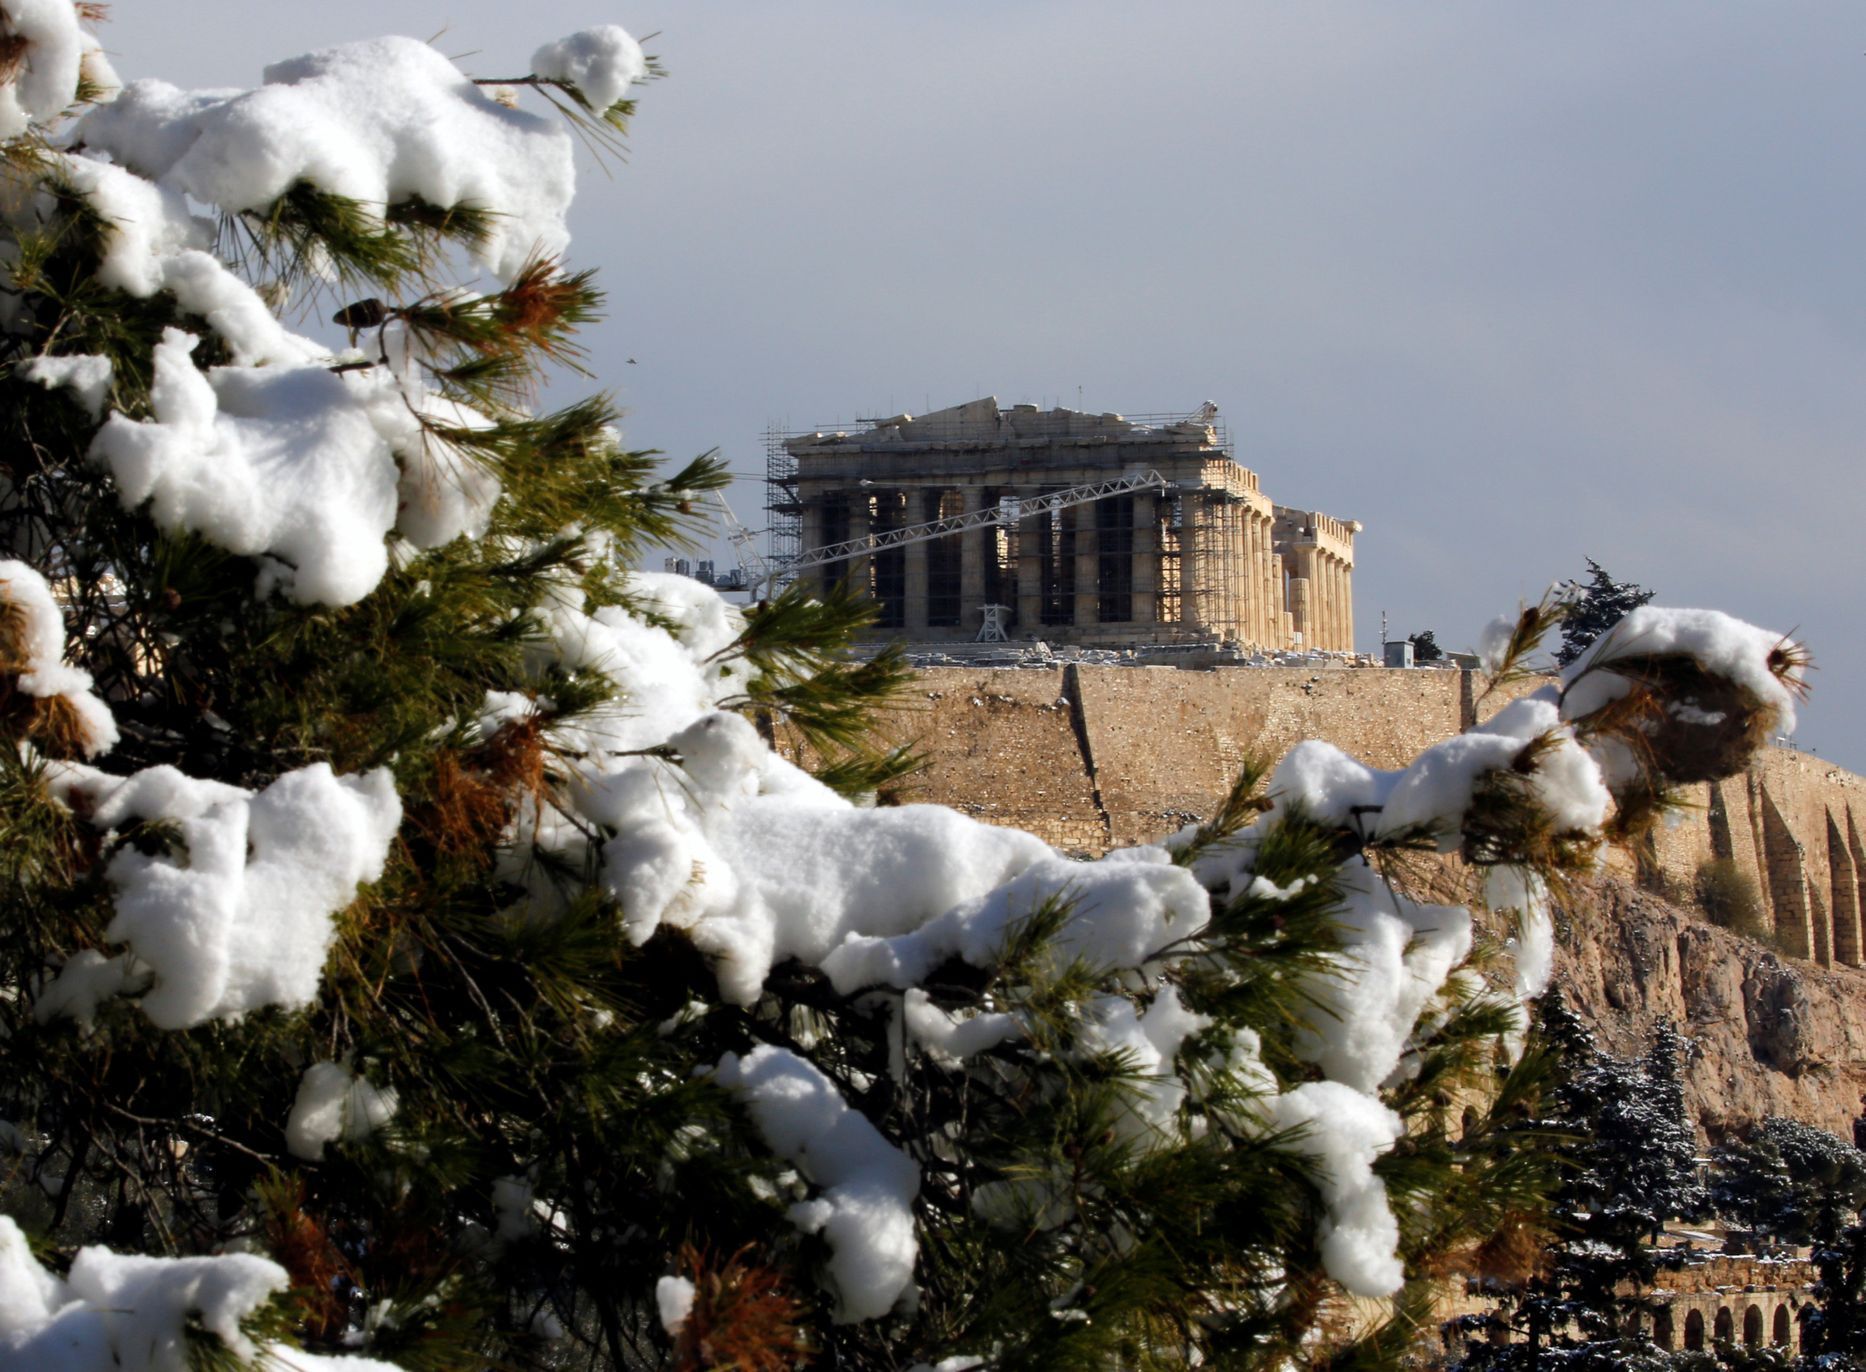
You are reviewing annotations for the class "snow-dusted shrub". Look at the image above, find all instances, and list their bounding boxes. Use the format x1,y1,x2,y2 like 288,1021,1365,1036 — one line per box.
0,6,1809,1370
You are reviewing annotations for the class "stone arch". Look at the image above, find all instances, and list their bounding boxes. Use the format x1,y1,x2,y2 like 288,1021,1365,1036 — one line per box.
1774,1304,1791,1347
1830,811,1861,966
1685,1309,1705,1350
1653,1305,1675,1350
1716,1306,1734,1343
1744,1304,1764,1347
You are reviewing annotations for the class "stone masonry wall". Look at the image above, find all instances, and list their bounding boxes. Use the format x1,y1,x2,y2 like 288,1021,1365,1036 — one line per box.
858,666,1522,851
857,667,1864,965
812,665,1866,1137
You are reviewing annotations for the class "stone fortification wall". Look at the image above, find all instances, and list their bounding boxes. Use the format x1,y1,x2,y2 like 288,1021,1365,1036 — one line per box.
869,668,1862,969
869,665,1515,851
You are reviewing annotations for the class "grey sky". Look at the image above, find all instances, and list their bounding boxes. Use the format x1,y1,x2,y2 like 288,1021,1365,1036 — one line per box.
104,3,1866,766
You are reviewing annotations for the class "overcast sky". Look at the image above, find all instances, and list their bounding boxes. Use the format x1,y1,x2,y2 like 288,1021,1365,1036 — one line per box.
103,3,1866,767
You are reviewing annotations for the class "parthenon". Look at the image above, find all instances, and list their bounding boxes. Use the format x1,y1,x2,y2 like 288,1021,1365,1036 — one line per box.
769,397,1359,651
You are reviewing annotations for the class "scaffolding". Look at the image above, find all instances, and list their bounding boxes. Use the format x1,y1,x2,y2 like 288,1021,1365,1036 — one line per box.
763,424,801,575
1188,489,1244,645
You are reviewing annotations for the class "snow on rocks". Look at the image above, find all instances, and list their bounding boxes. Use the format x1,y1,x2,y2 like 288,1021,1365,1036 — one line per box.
284,1061,400,1161
712,1045,920,1323
38,761,401,1029
530,26,648,112
0,558,117,757
77,35,578,280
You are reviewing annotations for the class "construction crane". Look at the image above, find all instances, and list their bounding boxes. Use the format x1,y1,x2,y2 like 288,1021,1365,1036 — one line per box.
714,491,771,592
754,468,1175,600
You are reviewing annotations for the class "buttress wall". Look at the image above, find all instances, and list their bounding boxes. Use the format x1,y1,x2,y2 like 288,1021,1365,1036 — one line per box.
797,667,1866,973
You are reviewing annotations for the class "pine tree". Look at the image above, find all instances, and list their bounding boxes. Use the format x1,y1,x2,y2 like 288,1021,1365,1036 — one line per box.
1449,1006,1706,1370
1556,559,1657,666
1709,1117,1866,1248
0,10,1814,1370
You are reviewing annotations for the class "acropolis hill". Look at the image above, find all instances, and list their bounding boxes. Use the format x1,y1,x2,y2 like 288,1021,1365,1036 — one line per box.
784,662,1866,1137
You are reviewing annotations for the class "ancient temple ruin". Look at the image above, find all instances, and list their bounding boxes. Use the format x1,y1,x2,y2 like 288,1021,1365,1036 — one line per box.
766,397,1359,651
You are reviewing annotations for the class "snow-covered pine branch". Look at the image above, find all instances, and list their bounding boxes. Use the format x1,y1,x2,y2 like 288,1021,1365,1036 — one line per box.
0,4,1811,1369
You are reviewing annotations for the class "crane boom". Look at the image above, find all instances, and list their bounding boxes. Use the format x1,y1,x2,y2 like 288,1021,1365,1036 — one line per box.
765,469,1173,595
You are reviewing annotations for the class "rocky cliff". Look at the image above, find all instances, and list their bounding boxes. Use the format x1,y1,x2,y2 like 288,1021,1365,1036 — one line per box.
837,665,1866,1139
1556,877,1866,1140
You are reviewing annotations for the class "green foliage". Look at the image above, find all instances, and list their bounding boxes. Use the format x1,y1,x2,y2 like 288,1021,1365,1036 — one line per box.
0,16,1815,1372
1448,1000,1704,1370
1708,1117,1866,1247
1409,629,1444,663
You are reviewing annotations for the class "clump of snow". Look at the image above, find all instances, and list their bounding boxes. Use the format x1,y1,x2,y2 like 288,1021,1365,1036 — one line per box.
530,26,647,112
285,1061,400,1160
32,949,140,1032
0,1215,401,1371
901,989,1019,1068
77,35,579,280
1255,699,1608,855
16,353,112,419
0,1212,283,1369
654,1274,695,1336
40,761,401,1028
817,850,1208,999
0,558,118,756
1264,1083,1405,1297
1487,866,1556,1000
1288,863,1473,1094
87,329,501,606
1079,985,1212,1143
713,1045,920,1323
1561,606,1803,734
0,0,93,140
1476,612,1522,676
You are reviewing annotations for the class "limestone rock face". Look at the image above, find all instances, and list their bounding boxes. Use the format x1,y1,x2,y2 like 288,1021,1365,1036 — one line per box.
1555,878,1866,1140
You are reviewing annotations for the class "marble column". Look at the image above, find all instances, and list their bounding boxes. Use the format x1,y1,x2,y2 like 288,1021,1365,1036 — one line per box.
1015,492,1043,634
959,488,987,637
903,490,930,635
1131,494,1158,626
1072,502,1100,628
